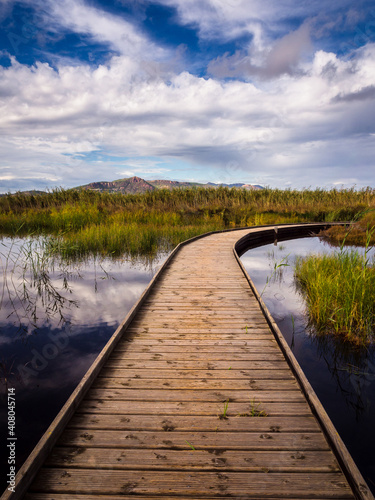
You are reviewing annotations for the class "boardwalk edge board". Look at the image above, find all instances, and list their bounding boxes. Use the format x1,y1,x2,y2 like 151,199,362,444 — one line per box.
233,226,374,500
2,222,371,500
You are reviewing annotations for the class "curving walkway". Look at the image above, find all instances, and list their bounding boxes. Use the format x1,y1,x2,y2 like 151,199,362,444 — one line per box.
3,225,373,499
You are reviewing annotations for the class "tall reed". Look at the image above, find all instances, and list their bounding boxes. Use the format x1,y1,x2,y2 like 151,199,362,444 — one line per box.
294,241,375,344
1,186,374,258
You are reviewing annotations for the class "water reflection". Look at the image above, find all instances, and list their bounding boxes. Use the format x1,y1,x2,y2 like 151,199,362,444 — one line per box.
308,330,375,420
0,238,77,338
241,237,375,492
0,237,166,492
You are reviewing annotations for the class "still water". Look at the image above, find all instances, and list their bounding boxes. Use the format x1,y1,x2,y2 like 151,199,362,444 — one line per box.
0,237,167,492
241,236,375,493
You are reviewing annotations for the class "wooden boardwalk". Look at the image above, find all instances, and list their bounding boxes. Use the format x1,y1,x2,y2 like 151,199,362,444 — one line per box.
4,226,374,499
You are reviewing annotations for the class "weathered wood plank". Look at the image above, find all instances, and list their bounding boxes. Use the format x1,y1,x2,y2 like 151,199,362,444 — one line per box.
142,301,259,306
109,351,285,361
115,342,279,353
56,429,330,450
29,469,354,498
125,328,273,335
98,367,294,380
116,338,278,346
85,387,304,402
77,400,312,416
25,495,353,500
45,447,338,472
105,360,287,370
93,377,299,391
139,309,265,317
131,318,268,324
68,413,320,432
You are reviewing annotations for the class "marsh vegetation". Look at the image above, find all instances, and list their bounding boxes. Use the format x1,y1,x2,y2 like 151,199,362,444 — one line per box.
1,186,374,258
1,186,374,343
295,223,375,344
295,247,375,344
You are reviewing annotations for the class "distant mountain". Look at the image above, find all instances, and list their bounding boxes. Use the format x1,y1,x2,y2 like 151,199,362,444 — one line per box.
0,190,46,197
78,176,263,194
207,182,264,190
148,180,203,190
2,177,264,197
79,176,155,194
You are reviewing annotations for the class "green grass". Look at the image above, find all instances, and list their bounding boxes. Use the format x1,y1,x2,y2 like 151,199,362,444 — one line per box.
185,440,196,450
219,399,230,420
1,186,375,259
320,210,375,247
237,399,268,417
294,245,375,344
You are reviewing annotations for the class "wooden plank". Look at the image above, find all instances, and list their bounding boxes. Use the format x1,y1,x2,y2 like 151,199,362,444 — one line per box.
124,334,274,341
131,317,268,324
29,469,354,498
143,300,261,304
77,400,313,416
25,495,353,500
124,334,274,340
56,429,330,450
108,351,285,361
139,309,265,315
115,342,279,352
135,307,264,313
153,291,255,296
45,447,338,472
116,338,278,346
93,377,299,391
105,360,288,370
126,325,271,331
68,413,321,432
98,368,295,380
129,322,270,329
85,388,304,402
125,328,273,335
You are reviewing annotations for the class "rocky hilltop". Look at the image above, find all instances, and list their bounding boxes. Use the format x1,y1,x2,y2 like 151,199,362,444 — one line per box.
79,176,263,194
80,176,155,194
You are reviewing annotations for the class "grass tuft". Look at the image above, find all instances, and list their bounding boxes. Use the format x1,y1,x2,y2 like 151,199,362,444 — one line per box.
218,399,230,420
294,240,375,344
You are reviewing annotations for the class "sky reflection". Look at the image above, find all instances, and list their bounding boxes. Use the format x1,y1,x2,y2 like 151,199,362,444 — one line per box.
0,237,167,491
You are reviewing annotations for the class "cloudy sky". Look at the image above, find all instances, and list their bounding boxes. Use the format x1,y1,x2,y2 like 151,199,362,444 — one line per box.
0,0,375,192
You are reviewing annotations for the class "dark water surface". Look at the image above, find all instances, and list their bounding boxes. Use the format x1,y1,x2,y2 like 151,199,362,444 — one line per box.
0,237,167,493
241,236,375,494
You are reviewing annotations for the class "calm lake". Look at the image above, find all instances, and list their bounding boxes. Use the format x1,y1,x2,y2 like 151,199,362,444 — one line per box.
0,234,374,494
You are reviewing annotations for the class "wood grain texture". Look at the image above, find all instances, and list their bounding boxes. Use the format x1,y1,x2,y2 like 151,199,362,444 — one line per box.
29,469,354,498
45,447,338,472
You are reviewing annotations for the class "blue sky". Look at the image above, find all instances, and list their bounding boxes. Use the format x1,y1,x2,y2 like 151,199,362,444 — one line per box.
0,0,375,192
